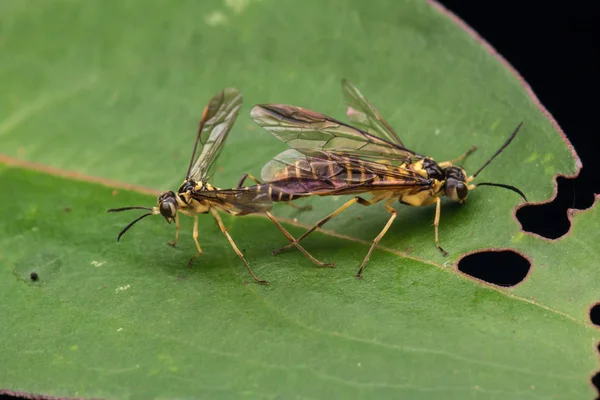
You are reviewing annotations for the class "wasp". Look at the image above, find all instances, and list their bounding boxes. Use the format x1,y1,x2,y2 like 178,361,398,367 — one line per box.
108,88,331,285
246,79,527,278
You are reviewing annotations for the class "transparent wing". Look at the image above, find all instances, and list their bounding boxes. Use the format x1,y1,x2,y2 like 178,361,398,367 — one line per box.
186,88,243,182
341,79,404,146
250,104,419,164
261,149,430,195
190,188,272,215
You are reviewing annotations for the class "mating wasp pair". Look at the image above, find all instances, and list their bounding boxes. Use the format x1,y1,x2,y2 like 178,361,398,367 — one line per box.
109,81,526,283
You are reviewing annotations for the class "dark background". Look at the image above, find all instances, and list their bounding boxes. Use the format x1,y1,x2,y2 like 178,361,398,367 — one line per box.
437,0,600,396
2,1,599,399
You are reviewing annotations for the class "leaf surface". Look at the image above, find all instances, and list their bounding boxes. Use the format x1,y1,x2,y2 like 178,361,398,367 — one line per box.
0,0,596,399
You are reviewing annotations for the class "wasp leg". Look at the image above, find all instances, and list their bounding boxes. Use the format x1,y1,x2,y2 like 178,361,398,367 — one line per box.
264,211,334,268
236,173,260,188
167,213,180,247
210,208,269,285
187,215,204,267
286,201,312,211
273,196,374,255
356,200,397,279
439,145,477,167
434,197,448,256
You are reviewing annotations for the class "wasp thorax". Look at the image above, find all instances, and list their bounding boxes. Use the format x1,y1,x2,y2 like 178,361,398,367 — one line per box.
157,191,179,223
422,158,444,181
444,166,468,202
178,179,197,194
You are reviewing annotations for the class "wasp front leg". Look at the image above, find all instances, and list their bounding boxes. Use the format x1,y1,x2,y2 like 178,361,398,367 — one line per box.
167,213,180,247
438,145,477,167
187,215,204,267
434,197,448,256
355,200,397,279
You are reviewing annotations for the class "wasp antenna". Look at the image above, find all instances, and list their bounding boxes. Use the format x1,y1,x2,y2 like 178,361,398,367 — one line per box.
471,122,523,178
116,212,155,242
107,206,154,213
476,182,527,202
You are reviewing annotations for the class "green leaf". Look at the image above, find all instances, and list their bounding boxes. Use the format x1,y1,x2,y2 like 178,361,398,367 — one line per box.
0,0,596,399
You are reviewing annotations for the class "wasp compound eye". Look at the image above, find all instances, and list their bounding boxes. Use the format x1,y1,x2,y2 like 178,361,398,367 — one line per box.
159,200,177,220
456,182,468,201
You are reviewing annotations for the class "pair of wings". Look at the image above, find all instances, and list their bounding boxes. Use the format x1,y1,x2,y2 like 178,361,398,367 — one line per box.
184,88,272,213
251,80,428,188
186,88,243,183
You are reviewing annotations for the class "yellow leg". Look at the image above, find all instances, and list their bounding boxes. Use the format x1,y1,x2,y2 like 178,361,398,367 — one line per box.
167,213,180,247
236,173,261,188
273,196,375,255
438,145,477,167
210,208,269,285
187,215,204,267
434,197,448,256
355,201,397,279
264,211,334,268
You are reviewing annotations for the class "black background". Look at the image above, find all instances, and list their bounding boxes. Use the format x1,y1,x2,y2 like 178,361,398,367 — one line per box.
2,1,599,399
438,0,600,396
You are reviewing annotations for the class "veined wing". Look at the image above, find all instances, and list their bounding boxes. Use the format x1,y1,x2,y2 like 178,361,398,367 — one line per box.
186,88,243,182
261,149,431,195
250,104,420,164
341,79,404,146
190,187,272,215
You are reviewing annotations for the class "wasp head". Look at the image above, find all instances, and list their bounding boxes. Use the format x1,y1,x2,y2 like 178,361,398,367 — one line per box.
157,191,179,223
443,166,469,203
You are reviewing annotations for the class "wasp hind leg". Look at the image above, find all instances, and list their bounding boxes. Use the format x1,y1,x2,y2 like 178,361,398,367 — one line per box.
187,215,204,267
273,196,375,255
210,208,269,285
355,200,397,279
236,173,259,188
264,211,334,268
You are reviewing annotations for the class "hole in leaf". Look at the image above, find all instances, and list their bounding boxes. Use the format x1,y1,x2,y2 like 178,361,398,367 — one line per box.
458,250,530,287
590,304,600,326
592,371,600,400
517,171,599,239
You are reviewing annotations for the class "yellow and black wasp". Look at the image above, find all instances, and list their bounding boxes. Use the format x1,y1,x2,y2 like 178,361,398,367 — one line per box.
246,79,527,278
108,88,331,285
